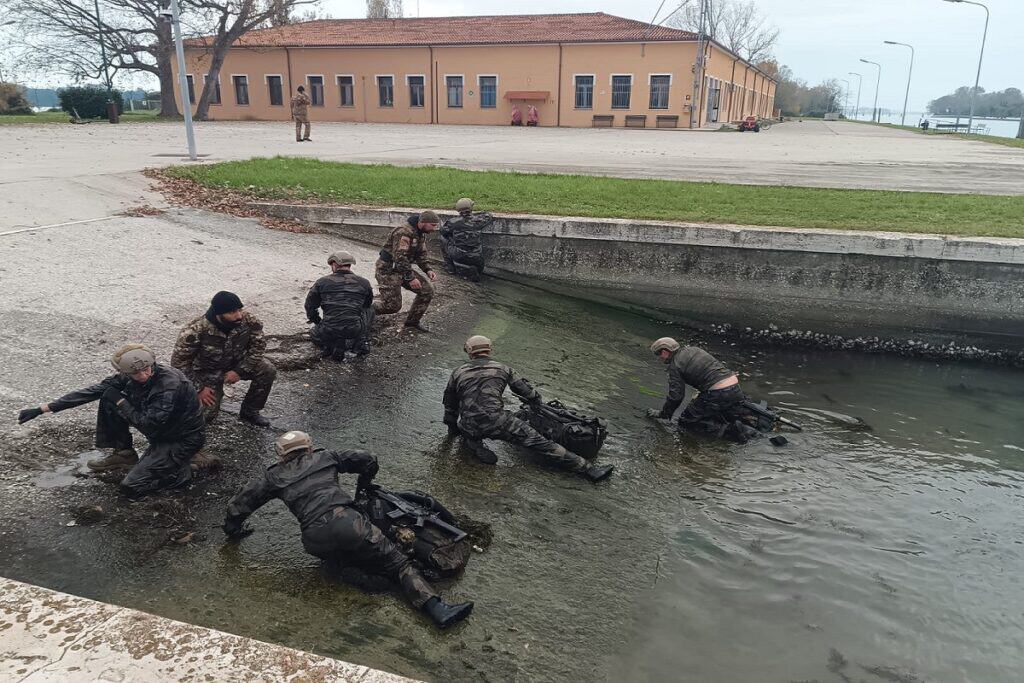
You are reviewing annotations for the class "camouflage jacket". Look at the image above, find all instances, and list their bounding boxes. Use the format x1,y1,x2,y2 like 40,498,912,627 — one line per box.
442,357,540,427
171,311,267,389
290,93,311,119
378,216,432,279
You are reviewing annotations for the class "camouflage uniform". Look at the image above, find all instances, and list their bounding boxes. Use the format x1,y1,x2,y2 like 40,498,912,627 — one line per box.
171,311,276,422
442,357,586,471
291,92,311,141
223,448,438,608
373,216,435,326
659,346,746,434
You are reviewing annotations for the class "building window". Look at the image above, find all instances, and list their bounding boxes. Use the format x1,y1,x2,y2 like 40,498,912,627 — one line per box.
232,75,249,105
185,75,195,103
266,75,283,106
308,76,324,106
446,75,463,108
204,75,221,105
408,76,424,108
377,76,394,107
649,74,670,109
611,75,632,109
337,76,354,107
479,76,497,108
574,75,594,109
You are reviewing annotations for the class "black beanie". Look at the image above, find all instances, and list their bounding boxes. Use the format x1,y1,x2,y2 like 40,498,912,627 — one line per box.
211,291,243,315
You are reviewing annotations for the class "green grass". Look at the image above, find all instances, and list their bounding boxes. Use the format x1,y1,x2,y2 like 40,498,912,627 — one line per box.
0,109,161,125
853,119,1024,150
165,157,1024,238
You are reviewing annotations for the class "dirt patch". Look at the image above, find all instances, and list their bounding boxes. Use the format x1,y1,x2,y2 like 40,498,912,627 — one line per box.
144,169,318,234
118,205,166,218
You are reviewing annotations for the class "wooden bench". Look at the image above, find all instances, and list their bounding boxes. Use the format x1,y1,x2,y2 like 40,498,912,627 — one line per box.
625,115,647,128
656,115,679,129
592,115,614,128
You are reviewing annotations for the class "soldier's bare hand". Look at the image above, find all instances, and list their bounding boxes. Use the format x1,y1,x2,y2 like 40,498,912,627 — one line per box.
224,371,241,385
408,278,422,291
198,387,217,407
426,270,438,282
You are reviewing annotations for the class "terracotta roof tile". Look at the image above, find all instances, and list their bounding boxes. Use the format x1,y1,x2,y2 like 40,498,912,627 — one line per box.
186,12,696,49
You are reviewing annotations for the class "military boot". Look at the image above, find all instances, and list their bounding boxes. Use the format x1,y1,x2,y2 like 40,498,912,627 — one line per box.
190,450,222,472
403,321,431,333
240,411,271,428
465,439,498,465
87,448,139,471
577,463,614,483
424,597,473,629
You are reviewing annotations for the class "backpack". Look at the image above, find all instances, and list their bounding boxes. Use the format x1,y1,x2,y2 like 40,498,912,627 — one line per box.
358,488,472,580
515,399,608,459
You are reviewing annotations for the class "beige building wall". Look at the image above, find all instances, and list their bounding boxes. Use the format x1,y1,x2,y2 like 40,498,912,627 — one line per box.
175,40,774,128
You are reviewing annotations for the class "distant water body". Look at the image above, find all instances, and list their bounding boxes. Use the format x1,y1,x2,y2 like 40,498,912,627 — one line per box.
873,111,1022,139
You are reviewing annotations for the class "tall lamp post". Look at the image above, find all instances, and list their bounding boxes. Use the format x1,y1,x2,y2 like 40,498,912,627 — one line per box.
839,78,850,118
884,40,914,126
848,71,863,120
92,0,117,122
942,0,989,134
859,59,881,122
159,0,197,161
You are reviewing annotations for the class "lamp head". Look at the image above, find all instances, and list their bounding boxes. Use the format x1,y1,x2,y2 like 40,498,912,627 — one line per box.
884,40,896,44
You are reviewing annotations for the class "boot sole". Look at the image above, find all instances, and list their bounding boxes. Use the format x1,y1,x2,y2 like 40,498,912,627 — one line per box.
86,461,137,472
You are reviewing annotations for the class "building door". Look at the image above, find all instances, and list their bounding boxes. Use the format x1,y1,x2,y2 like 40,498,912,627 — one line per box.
707,78,721,123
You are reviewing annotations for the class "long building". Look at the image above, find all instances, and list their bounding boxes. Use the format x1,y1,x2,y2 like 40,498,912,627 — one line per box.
177,13,776,129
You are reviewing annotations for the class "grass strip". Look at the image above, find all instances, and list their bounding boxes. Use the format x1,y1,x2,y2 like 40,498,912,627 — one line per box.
0,110,160,125
166,156,1024,238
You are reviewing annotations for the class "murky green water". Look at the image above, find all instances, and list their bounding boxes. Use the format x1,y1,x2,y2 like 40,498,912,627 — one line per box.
5,279,1024,682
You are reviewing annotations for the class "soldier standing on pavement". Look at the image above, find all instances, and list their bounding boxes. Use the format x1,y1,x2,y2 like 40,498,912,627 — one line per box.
171,291,276,432
442,336,614,482
16,345,205,498
305,251,375,361
223,430,474,629
291,86,312,142
373,210,440,333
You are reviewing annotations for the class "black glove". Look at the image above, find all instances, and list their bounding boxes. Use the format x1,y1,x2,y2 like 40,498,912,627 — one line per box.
102,386,125,405
18,407,43,424
446,423,462,437
356,459,379,491
308,314,322,325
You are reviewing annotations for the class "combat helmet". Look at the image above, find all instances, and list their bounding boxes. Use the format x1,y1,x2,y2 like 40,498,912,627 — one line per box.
275,431,313,459
455,198,475,212
464,335,492,356
328,251,356,267
650,337,681,355
111,344,156,374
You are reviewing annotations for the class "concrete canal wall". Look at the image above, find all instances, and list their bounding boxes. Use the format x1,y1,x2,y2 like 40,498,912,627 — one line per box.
0,576,416,682
255,203,1024,362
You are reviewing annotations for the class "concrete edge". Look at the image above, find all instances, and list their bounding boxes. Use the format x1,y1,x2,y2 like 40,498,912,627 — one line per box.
249,203,1024,265
0,576,418,683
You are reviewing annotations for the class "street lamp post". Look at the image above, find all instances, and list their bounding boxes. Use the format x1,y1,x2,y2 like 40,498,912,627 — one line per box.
160,0,197,161
848,72,863,120
92,0,117,122
942,0,989,135
839,78,850,118
859,59,881,122
884,40,914,126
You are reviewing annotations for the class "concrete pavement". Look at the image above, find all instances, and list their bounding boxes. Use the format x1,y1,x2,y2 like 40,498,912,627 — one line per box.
2,118,1023,230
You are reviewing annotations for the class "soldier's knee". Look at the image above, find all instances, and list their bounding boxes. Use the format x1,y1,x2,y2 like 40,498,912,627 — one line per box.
259,360,277,381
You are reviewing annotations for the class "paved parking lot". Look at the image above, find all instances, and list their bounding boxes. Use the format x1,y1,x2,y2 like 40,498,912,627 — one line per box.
3,118,1023,230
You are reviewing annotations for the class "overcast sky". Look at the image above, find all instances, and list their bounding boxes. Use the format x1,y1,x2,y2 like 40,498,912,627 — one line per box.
323,0,1022,114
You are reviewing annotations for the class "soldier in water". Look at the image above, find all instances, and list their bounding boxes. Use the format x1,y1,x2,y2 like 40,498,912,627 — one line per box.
373,210,440,333
443,335,614,482
223,430,473,629
305,251,375,361
647,337,747,432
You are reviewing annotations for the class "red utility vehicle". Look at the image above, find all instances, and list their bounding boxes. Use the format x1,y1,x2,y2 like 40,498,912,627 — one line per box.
738,116,761,132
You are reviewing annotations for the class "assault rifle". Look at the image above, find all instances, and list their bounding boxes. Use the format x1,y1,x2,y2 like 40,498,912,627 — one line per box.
741,400,803,432
372,488,467,542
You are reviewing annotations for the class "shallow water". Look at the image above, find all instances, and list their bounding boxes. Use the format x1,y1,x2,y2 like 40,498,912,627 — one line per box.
6,279,1024,682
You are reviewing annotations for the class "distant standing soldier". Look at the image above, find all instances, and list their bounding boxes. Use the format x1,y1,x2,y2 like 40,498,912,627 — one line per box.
443,335,614,482
291,85,311,142
373,210,440,332
172,291,276,429
305,251,375,361
16,345,205,498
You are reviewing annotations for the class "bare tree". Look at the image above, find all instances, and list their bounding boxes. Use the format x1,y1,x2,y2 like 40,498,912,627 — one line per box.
668,0,779,63
6,0,182,116
366,0,402,19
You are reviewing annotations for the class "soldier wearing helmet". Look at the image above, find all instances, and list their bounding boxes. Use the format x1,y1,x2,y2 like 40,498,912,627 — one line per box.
648,337,747,434
442,336,614,482
373,210,440,332
305,251,375,361
439,198,490,282
16,344,205,497
223,430,473,629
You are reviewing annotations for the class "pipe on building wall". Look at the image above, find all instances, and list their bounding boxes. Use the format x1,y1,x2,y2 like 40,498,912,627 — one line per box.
285,47,293,98
432,56,439,125
360,76,367,122
428,45,434,124
556,43,563,127
728,56,739,122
